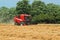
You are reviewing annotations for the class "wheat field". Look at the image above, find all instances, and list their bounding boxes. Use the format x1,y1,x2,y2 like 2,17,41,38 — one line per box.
0,24,60,40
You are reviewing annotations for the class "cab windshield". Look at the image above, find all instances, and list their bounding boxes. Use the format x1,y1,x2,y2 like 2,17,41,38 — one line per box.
25,16,31,21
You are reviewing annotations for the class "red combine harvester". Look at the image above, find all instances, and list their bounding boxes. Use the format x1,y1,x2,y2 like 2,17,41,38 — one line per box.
14,14,31,25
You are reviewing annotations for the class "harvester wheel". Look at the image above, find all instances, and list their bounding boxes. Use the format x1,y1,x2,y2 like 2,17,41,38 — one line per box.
20,22,25,26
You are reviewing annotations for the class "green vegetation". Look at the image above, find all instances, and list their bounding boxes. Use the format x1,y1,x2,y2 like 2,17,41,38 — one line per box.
0,0,60,23
0,7,16,23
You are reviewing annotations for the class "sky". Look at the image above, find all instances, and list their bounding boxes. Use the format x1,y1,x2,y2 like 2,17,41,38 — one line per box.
41,0,60,5
0,0,60,8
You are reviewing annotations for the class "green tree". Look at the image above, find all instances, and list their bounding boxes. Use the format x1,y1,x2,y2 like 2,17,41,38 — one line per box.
46,3,60,23
31,0,46,16
31,1,47,23
0,7,16,23
16,0,31,15
0,7,9,23
9,7,16,19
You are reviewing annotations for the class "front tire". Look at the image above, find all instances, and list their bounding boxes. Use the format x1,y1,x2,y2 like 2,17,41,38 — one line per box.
20,22,25,26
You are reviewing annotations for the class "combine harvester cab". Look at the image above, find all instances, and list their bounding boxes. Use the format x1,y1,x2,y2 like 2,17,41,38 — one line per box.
14,14,31,26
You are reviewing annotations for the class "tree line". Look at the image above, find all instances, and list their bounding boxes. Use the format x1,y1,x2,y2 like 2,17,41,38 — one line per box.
0,0,60,24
